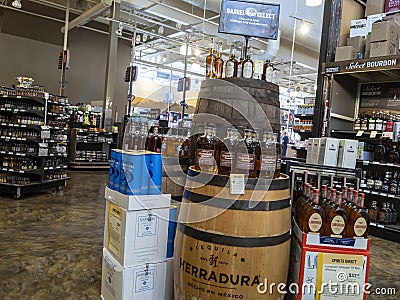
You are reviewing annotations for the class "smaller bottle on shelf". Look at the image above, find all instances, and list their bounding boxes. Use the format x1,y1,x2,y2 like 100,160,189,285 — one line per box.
225,45,238,78
368,200,379,222
205,37,217,79
360,114,368,131
378,203,390,225
215,42,224,79
390,203,398,225
368,112,376,131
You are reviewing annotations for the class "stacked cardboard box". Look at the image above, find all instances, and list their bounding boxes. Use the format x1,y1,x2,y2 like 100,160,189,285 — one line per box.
306,138,358,169
102,150,173,300
370,20,399,57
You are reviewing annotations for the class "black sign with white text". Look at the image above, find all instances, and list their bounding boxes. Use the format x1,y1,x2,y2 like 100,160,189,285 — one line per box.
218,0,280,39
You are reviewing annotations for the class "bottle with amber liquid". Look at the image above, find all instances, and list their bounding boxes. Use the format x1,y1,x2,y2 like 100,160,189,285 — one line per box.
303,189,324,234
216,127,238,175
242,54,254,79
225,45,238,78
260,132,276,179
147,125,162,153
252,130,261,177
320,185,329,210
274,133,281,179
235,129,257,178
368,200,379,222
215,42,224,79
295,183,309,225
180,128,190,159
262,59,274,82
237,47,244,77
346,193,369,238
205,38,216,79
387,144,400,164
323,191,348,237
195,126,218,173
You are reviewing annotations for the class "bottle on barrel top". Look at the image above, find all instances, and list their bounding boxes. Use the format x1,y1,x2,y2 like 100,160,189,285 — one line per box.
237,47,244,77
235,129,257,178
263,59,274,82
242,54,254,79
323,191,348,237
260,132,276,179
252,130,261,177
195,126,218,173
346,193,369,238
215,42,224,79
274,133,281,178
216,127,238,175
180,128,190,159
225,45,238,78
205,37,216,79
303,189,324,234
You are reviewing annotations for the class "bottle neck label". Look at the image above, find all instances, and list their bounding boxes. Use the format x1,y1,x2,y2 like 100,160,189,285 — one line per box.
331,215,346,235
308,213,323,232
354,217,368,237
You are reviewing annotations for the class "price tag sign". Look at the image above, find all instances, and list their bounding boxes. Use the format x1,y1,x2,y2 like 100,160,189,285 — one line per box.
230,174,245,195
370,131,377,138
356,130,364,137
382,131,394,139
362,161,369,166
316,253,366,300
41,126,51,139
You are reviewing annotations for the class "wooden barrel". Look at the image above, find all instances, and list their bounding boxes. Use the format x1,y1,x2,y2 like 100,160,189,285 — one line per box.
174,168,291,300
193,78,280,133
162,157,189,199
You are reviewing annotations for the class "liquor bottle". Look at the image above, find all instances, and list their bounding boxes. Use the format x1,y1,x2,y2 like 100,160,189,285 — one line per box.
353,115,361,131
225,45,238,78
260,132,276,179
205,37,216,79
373,140,386,162
386,114,394,132
235,129,257,178
237,47,244,77
390,172,398,195
375,112,383,132
242,55,254,79
161,128,172,157
303,189,324,234
320,185,329,209
147,125,162,153
274,133,281,179
378,203,390,225
195,126,218,173
390,203,398,224
216,127,238,175
215,42,224,79
382,172,391,193
323,191,348,237
295,183,310,225
346,193,369,238
368,112,376,131
368,201,379,222
252,130,261,177
262,59,274,82
180,128,190,159
360,171,367,189
374,172,383,191
387,145,399,164
360,114,368,131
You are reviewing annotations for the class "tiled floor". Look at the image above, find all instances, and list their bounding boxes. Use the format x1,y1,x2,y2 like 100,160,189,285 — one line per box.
0,170,398,299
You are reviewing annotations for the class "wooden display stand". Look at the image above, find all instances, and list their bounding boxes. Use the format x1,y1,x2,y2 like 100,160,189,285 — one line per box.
289,219,370,300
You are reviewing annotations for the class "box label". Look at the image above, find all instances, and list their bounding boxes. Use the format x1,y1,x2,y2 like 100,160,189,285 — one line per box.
135,267,156,293
135,213,159,250
108,203,123,259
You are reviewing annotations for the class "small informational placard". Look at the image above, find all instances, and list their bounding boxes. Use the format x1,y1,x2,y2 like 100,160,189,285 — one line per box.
38,143,48,157
370,131,377,138
316,253,366,300
107,203,123,259
219,0,280,39
356,130,364,137
230,174,245,195
177,77,191,92
41,126,51,139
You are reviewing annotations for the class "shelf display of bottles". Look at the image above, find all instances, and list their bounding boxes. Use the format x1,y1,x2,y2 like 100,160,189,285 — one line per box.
76,133,113,143
360,170,400,195
2,156,39,170
368,201,398,225
44,170,67,180
0,128,39,139
294,183,370,238
161,128,190,159
75,150,107,161
0,99,44,111
0,143,37,154
0,173,31,185
205,38,276,83
0,85,45,98
0,115,44,126
353,111,400,132
70,110,101,128
293,119,313,132
294,104,315,116
194,126,281,179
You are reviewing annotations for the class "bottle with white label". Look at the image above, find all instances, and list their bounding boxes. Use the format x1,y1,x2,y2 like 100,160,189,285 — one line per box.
345,192,369,238
302,188,324,234
242,55,254,79
263,60,274,82
260,132,276,179
195,126,218,173
225,45,238,78
234,129,257,178
323,190,348,237
237,48,243,77
216,127,238,175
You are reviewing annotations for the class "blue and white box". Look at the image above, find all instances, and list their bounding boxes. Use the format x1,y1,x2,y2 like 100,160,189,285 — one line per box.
121,151,143,195
166,206,177,259
147,152,162,195
101,247,167,300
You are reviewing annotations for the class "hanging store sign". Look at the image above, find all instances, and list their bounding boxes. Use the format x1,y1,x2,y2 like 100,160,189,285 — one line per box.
324,56,400,74
360,82,400,113
177,77,191,92
218,0,280,39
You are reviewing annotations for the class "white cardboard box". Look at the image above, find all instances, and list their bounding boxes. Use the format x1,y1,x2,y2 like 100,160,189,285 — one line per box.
104,200,170,266
337,139,358,169
318,138,339,167
105,187,171,211
311,138,321,165
101,248,167,300
350,19,368,37
165,258,174,300
305,138,314,164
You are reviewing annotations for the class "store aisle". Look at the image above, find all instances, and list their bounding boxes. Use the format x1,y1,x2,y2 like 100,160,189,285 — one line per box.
0,171,398,299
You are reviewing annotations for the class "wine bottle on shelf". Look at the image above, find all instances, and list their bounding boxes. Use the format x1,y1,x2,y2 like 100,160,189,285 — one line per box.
225,45,238,78
303,189,324,234
387,145,399,164
390,203,398,225
346,193,369,238
205,37,217,79
368,201,379,222
378,203,390,225
354,115,361,131
368,112,376,131
215,42,224,79
360,114,368,131
375,112,383,132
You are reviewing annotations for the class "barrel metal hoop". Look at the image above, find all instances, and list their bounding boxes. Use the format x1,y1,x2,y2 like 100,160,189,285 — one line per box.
178,223,291,248
183,190,290,211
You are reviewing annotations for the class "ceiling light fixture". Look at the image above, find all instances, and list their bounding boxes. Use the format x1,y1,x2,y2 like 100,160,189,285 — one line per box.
306,0,322,7
12,0,22,8
194,48,201,57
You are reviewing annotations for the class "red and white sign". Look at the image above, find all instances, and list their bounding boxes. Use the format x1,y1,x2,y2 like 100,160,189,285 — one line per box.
385,0,400,13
